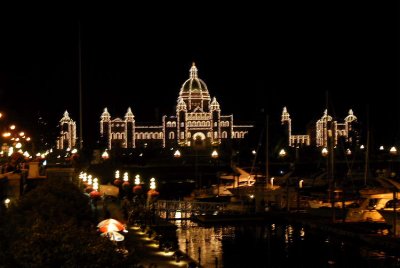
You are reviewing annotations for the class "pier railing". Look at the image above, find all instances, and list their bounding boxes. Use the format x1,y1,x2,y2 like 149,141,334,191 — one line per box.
154,200,228,219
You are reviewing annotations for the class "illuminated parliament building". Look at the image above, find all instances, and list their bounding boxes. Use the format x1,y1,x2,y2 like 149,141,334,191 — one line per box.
99,63,252,150
281,107,359,148
56,110,77,150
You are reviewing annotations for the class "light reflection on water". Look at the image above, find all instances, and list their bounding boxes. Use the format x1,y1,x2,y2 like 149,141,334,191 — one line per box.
171,220,400,268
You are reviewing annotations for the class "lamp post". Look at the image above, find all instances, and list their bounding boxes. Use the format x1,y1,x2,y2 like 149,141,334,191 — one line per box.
322,145,336,222
211,149,218,159
101,150,109,160
211,149,219,195
278,149,290,211
297,179,304,212
321,147,328,157
174,149,181,158
389,146,397,178
2,124,32,158
279,149,287,158
147,177,158,224
150,177,156,190
135,174,141,185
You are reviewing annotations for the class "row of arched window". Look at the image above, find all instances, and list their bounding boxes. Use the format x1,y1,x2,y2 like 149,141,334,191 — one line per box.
111,132,165,140
136,132,164,139
166,121,177,127
290,135,310,146
187,121,211,127
187,114,210,120
166,120,230,128
220,121,230,127
111,130,245,141
168,131,230,140
111,132,125,139
232,131,247,138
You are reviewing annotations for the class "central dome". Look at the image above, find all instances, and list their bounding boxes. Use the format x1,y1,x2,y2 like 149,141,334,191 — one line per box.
178,63,212,112
179,63,209,93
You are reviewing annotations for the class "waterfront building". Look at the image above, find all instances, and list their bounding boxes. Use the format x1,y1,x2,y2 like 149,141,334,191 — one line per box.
99,63,253,150
281,107,359,148
56,110,77,150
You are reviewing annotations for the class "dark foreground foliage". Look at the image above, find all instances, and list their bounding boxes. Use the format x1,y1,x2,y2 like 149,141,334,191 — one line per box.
0,177,138,267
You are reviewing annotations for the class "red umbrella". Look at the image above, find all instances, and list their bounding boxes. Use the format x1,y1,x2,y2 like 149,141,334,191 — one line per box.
90,190,102,199
85,186,94,193
122,181,131,189
147,189,159,197
114,178,122,186
97,218,125,233
133,185,143,194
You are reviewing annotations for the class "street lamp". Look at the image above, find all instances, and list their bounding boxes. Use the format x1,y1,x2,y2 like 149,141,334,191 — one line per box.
150,177,156,190
133,174,143,196
135,174,141,185
279,149,287,158
174,149,181,158
123,172,129,182
389,146,397,178
321,147,328,157
2,125,32,157
102,150,109,160
4,198,10,209
211,149,218,159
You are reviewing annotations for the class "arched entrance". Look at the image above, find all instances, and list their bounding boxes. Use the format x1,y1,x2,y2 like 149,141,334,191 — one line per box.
192,132,206,148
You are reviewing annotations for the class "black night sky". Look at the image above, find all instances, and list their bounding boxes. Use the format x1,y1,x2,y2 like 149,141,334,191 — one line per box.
0,3,399,148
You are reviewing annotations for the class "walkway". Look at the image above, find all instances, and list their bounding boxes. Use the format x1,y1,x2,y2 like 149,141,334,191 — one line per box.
101,199,197,268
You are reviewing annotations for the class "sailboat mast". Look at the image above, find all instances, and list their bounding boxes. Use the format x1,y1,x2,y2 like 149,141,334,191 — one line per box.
266,114,269,185
364,106,370,186
78,21,83,150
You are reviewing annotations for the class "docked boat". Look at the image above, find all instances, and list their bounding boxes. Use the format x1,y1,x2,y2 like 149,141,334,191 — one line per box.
345,178,400,223
345,190,392,222
377,195,400,235
378,208,400,235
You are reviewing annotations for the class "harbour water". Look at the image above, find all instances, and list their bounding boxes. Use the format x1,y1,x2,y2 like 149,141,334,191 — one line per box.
172,220,400,268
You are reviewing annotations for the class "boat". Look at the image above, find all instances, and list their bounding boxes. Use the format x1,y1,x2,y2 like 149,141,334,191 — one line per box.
189,164,258,202
345,190,392,222
377,195,400,235
345,177,400,223
218,165,257,188
378,208,400,235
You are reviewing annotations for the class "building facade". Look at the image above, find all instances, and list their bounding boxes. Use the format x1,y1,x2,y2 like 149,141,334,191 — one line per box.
281,107,359,148
56,110,77,150
99,63,253,150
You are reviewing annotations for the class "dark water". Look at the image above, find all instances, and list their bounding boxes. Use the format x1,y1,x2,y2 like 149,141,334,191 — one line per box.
173,220,400,268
